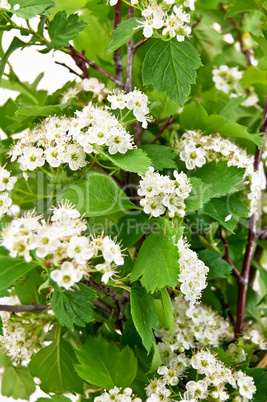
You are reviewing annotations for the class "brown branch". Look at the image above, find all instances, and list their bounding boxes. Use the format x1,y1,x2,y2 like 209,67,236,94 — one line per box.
257,228,267,237
235,98,267,339
92,299,118,316
152,117,175,144
54,61,83,79
133,38,148,52
191,15,203,31
83,278,130,303
133,120,142,147
0,304,49,312
113,1,123,86
124,5,134,93
219,225,243,283
67,45,122,86
220,3,252,65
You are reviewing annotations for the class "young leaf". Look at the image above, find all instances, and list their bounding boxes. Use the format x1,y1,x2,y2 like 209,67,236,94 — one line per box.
203,195,249,232
106,17,144,54
140,145,177,170
51,283,96,330
47,11,87,50
59,172,137,216
9,0,55,18
131,218,180,292
130,286,158,352
198,250,233,279
75,337,138,389
1,366,35,400
0,256,39,291
142,39,202,106
28,336,83,394
101,148,152,175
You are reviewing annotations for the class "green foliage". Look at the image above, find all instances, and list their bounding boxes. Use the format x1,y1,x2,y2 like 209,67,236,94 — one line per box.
153,288,174,334
198,250,233,279
106,17,144,54
0,256,39,291
101,148,152,175
15,102,71,118
142,40,202,106
59,172,137,216
37,397,72,402
131,218,180,292
14,268,47,305
29,333,84,394
140,145,177,170
247,368,267,402
75,337,138,389
226,0,267,18
1,366,35,400
8,0,55,19
51,283,95,330
47,11,87,50
130,285,158,352
0,37,26,81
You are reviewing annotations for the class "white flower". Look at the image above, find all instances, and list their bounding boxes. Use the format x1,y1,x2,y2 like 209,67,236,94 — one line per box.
236,372,256,399
95,261,117,284
180,142,206,169
67,235,95,264
0,192,12,217
102,236,124,265
50,261,83,289
0,167,17,191
62,144,87,171
0,0,11,9
18,147,45,171
33,226,61,258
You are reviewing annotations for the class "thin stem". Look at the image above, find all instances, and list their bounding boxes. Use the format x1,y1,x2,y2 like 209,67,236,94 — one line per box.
152,117,175,144
218,225,243,282
124,5,134,93
113,0,123,86
55,61,83,78
0,304,49,312
67,45,122,85
235,98,267,338
257,228,267,237
133,38,148,51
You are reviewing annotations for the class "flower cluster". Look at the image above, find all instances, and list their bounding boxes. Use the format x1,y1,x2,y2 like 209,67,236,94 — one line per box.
1,201,124,286
177,238,209,304
176,130,266,216
61,77,110,104
0,165,19,218
0,296,51,364
9,102,135,172
138,167,191,218
155,295,233,360
212,65,258,106
107,89,152,129
109,0,195,42
95,387,141,402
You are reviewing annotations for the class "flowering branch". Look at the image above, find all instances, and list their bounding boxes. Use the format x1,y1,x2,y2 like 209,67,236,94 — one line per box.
114,1,124,86
235,98,267,338
0,304,49,312
152,117,176,144
67,45,122,86
219,225,243,283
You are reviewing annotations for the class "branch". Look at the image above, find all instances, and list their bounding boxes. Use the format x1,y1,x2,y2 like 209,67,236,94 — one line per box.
219,225,243,283
124,5,134,93
235,98,267,339
0,304,49,312
67,45,122,86
54,61,83,79
83,278,130,303
113,1,123,86
220,3,252,65
152,117,175,144
257,228,267,237
133,38,148,52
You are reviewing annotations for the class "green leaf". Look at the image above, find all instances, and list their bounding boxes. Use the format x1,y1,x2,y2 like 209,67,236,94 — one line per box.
131,218,180,292
252,261,267,293
48,11,87,50
180,102,262,146
106,17,144,54
198,250,233,279
203,195,249,232
75,337,138,389
153,288,174,334
140,145,177,170
0,316,3,336
0,37,27,81
51,283,95,330
246,368,267,402
15,102,71,117
9,0,55,18
37,397,72,402
240,66,267,87
0,256,39,291
130,286,158,352
1,366,35,400
142,39,202,106
14,268,47,305
226,0,267,18
101,148,152,175
185,177,213,212
59,172,137,217
193,161,246,199
28,335,83,394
